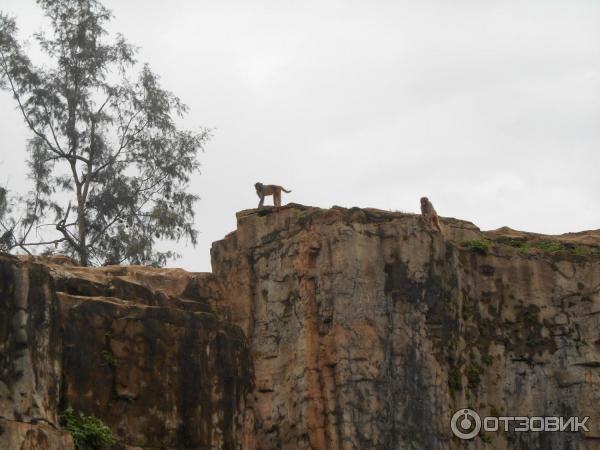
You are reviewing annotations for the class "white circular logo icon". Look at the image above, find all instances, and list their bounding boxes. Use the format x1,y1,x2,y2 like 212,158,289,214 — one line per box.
451,408,481,439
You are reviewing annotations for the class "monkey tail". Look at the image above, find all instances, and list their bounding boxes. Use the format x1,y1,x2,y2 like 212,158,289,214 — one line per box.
282,188,292,193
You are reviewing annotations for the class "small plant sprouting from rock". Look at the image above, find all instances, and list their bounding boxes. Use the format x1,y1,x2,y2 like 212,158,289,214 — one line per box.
521,309,535,324
100,350,119,367
465,363,482,390
462,239,491,255
462,296,475,321
448,367,462,396
211,307,224,321
60,409,117,449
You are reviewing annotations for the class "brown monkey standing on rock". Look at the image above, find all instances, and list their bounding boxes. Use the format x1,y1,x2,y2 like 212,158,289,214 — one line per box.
420,196,442,233
255,182,292,208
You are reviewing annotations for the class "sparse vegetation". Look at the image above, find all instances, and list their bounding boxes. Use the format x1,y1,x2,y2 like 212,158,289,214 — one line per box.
462,239,491,255
501,239,535,253
60,410,117,449
521,309,538,326
465,363,482,390
448,367,462,395
100,350,119,367
211,307,224,320
570,245,587,256
481,354,493,366
462,296,474,320
501,238,596,257
532,240,566,253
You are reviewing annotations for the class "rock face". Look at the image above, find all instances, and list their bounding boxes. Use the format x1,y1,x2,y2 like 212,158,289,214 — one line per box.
212,204,600,450
2,203,600,450
0,254,251,450
0,255,73,449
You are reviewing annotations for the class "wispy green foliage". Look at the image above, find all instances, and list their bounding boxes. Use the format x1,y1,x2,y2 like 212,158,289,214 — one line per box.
0,0,209,266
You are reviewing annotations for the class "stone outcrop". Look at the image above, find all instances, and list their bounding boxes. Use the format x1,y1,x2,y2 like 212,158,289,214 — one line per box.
0,255,73,449
212,204,600,450
2,203,600,449
0,254,251,449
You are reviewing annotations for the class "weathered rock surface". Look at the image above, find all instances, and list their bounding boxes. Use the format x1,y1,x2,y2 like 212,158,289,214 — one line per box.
212,204,600,450
0,254,251,449
0,255,73,450
2,203,600,449
0,418,73,450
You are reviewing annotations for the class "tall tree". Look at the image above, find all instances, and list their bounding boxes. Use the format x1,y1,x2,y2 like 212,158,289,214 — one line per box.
0,0,209,266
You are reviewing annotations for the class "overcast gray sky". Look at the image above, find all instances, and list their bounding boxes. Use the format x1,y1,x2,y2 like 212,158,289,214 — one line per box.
1,0,599,272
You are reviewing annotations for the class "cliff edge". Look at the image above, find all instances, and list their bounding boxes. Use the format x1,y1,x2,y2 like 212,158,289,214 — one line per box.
2,203,600,449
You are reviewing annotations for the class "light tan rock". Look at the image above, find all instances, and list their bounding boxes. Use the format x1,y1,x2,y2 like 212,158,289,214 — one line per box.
212,205,600,450
0,418,74,450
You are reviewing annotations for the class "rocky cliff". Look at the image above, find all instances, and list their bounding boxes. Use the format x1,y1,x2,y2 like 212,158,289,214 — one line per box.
212,205,600,450
1,204,600,449
0,255,251,450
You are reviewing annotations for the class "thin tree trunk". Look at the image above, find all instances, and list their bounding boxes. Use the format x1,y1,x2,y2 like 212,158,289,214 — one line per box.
77,204,88,266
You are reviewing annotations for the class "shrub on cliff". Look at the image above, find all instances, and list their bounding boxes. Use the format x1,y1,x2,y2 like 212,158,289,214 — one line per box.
0,0,209,266
461,238,491,255
60,410,117,449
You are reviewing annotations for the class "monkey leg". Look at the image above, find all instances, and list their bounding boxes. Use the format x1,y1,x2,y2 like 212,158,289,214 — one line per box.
258,196,264,208
274,191,281,207
421,215,430,229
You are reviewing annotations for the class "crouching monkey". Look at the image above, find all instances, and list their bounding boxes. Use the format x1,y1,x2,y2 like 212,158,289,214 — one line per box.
420,196,443,232
255,182,292,207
